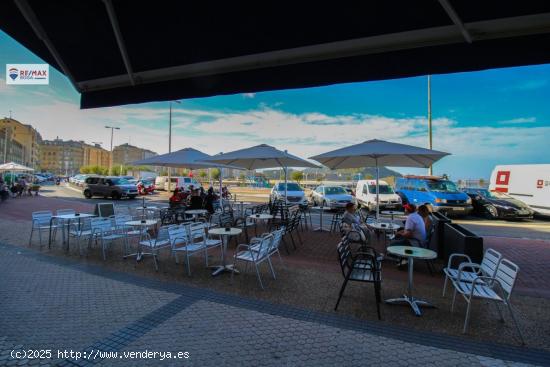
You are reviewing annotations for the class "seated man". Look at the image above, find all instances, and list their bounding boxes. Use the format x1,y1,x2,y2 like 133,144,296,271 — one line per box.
392,204,426,246
188,189,203,210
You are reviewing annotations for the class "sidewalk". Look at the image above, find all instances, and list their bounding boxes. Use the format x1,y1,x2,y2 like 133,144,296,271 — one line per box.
0,243,548,367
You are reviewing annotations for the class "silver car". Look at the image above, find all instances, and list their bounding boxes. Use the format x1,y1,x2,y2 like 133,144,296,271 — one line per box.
311,185,355,208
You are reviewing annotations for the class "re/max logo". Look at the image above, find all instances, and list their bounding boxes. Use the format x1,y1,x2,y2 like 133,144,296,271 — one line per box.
6,64,49,85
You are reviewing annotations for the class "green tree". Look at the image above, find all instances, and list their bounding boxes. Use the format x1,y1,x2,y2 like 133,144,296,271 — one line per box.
211,168,221,181
199,171,208,180
479,178,486,187
365,174,374,179
80,166,91,174
291,171,304,183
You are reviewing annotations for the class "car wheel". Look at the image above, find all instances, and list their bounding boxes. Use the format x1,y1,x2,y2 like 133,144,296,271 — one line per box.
322,200,327,208
485,205,499,219
83,190,92,199
112,191,122,200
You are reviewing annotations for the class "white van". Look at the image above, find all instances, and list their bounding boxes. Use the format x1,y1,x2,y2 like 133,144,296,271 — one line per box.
355,179,402,211
489,164,550,216
155,176,202,191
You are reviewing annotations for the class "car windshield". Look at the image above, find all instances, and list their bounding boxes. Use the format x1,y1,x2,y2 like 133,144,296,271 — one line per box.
368,185,394,194
426,180,459,193
325,187,347,195
277,183,302,191
110,178,131,185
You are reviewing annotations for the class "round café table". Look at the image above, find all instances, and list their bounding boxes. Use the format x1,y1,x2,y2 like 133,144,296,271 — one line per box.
310,206,332,232
49,213,96,250
385,246,437,316
124,219,158,262
208,227,242,276
248,213,274,235
368,222,400,248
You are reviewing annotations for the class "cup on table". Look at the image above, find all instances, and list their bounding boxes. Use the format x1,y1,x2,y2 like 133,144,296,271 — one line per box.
75,213,80,217
405,249,413,254
141,220,146,224
225,227,230,232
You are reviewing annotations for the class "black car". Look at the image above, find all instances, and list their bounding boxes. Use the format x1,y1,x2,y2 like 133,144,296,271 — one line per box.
462,188,534,219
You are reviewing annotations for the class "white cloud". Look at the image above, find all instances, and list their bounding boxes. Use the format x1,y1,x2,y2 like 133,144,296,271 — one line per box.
498,117,536,124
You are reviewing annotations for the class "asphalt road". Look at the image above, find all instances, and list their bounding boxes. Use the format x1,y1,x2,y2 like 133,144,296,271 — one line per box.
40,184,550,241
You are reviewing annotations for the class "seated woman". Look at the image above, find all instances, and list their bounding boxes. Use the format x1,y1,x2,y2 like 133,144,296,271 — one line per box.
417,204,432,234
341,203,372,243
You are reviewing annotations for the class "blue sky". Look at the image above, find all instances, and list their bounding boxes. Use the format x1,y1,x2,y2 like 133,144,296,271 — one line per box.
1,30,549,179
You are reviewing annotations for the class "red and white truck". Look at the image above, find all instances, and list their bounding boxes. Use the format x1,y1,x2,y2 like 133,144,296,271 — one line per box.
489,164,550,216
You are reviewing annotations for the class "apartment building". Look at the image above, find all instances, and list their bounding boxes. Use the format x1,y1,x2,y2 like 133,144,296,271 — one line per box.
0,117,42,168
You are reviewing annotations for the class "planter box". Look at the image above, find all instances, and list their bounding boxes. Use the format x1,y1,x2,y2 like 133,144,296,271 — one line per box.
443,223,484,264
430,212,451,259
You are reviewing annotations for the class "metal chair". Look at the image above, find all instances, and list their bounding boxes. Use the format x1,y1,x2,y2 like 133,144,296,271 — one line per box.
335,240,382,320
330,208,345,233
443,248,502,296
168,224,208,276
232,234,275,289
89,217,126,260
408,224,437,275
250,227,286,269
29,211,58,248
138,225,173,271
450,258,524,343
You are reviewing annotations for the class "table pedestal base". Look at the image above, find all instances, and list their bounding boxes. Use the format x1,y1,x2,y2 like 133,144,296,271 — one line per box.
210,264,240,276
124,252,158,270
385,294,435,316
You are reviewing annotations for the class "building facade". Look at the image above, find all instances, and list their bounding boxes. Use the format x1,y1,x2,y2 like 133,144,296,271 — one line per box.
40,139,111,175
112,143,156,166
0,117,42,168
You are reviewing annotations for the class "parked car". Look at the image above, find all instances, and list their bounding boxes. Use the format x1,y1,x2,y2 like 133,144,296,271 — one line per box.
311,185,355,209
395,176,473,216
71,174,90,186
462,188,534,219
270,182,308,208
489,164,550,216
355,179,402,212
83,176,138,200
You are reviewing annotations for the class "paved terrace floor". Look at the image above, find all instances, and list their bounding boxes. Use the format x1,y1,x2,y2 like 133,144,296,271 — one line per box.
1,195,550,366
0,243,549,367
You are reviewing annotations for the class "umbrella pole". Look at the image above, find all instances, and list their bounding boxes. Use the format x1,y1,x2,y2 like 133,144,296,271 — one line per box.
376,157,380,220
284,166,288,205
219,167,223,208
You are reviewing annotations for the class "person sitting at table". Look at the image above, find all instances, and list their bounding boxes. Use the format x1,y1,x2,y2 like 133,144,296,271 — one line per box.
417,204,432,234
204,187,218,214
188,189,203,210
169,188,184,208
341,202,372,242
392,203,426,246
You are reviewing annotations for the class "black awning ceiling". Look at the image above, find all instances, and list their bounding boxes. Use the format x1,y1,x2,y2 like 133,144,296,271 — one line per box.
2,0,550,109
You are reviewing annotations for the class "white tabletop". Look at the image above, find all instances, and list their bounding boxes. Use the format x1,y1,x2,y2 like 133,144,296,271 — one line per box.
125,219,158,227
248,213,273,220
311,206,332,211
369,222,400,230
53,213,96,219
387,246,437,260
186,209,208,215
209,227,242,236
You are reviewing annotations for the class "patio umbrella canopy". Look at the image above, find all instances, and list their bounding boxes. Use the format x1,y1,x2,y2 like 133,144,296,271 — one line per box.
204,144,318,200
0,162,34,171
310,139,450,216
2,2,550,108
132,147,240,204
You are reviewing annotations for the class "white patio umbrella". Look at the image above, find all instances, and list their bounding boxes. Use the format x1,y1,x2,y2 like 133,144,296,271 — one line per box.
0,162,34,184
132,147,240,205
203,144,319,201
310,139,450,217
0,162,34,171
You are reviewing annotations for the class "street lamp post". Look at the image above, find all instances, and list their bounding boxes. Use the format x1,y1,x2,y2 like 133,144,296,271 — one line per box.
105,126,120,175
168,100,180,190
428,75,433,176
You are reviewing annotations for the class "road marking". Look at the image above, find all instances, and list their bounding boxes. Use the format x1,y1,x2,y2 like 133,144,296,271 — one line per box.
62,184,83,194
456,220,550,229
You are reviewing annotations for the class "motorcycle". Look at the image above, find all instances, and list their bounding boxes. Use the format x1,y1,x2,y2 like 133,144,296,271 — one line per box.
137,180,155,195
